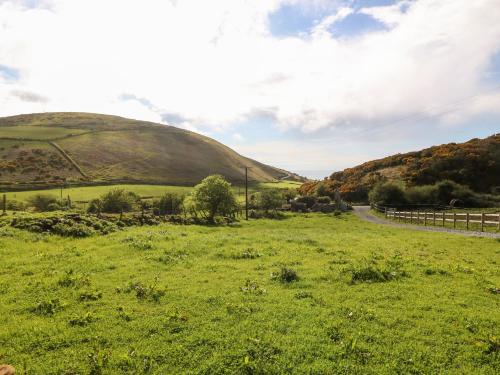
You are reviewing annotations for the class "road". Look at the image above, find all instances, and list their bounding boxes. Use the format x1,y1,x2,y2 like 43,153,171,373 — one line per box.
352,206,500,239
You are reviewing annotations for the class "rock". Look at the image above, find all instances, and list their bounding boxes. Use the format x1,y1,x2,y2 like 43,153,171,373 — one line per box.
0,365,15,375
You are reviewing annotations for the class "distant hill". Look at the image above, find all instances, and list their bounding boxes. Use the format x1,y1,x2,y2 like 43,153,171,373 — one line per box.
0,112,302,188
299,135,500,202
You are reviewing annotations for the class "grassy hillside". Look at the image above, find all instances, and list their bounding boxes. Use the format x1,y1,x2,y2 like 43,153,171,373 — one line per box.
0,113,302,188
0,213,498,373
300,135,500,202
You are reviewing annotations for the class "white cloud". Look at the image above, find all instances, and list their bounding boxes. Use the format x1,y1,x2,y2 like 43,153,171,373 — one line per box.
0,0,499,134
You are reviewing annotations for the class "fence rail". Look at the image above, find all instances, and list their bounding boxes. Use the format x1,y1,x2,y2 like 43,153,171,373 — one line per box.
371,204,500,232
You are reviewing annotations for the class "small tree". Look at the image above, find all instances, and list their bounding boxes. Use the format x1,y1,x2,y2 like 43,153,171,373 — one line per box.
191,175,238,222
257,189,283,213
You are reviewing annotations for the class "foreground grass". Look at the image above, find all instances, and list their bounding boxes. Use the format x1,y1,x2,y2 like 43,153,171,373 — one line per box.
0,214,499,374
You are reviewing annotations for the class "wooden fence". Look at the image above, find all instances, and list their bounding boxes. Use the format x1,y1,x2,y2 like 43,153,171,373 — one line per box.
372,204,500,232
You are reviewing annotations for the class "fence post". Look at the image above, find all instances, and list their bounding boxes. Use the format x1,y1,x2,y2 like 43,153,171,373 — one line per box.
498,213,500,231
442,212,445,227
433,211,436,226
424,211,427,226
453,213,456,229
385,207,387,219
2,194,5,215
481,213,484,232
466,212,469,230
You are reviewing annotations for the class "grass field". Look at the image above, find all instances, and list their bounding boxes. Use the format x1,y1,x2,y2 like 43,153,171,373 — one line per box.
0,213,498,373
3,181,301,204
0,125,86,139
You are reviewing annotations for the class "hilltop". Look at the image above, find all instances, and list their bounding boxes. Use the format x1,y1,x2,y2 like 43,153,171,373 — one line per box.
299,135,500,202
0,112,302,188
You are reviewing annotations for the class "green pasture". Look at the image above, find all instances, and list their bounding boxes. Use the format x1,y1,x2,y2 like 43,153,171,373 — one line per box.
0,213,498,373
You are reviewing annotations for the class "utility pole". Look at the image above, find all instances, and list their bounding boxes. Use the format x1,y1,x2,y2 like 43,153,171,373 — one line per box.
245,167,249,220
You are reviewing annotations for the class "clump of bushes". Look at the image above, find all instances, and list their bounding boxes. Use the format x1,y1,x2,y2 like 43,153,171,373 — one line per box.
153,192,184,215
369,180,497,207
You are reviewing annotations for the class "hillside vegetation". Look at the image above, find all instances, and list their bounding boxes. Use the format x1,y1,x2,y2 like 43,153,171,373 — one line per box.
300,135,500,202
0,113,301,188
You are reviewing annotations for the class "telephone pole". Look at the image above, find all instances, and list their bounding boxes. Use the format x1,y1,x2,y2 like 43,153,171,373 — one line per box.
245,167,249,220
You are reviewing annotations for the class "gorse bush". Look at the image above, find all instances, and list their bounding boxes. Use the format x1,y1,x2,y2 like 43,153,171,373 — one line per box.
368,182,407,206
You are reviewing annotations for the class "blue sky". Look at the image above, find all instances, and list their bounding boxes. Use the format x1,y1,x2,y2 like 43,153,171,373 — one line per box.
1,0,499,179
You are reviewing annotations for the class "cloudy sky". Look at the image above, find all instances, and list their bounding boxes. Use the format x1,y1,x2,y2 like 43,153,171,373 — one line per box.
1,0,500,178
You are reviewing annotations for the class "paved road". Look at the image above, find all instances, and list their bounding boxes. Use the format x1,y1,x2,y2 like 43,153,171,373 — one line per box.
352,206,500,239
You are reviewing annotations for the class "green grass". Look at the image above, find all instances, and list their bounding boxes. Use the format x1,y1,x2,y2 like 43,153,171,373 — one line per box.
0,125,86,139
0,213,498,373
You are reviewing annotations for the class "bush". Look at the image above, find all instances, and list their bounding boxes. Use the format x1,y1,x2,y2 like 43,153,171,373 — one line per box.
191,175,238,223
317,196,332,204
154,192,184,215
256,189,283,213
27,194,59,212
368,182,407,206
296,196,317,209
271,267,299,283
6,199,26,211
87,198,103,215
100,189,138,213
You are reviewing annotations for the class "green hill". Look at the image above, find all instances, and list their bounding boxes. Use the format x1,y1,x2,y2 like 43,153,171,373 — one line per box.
0,112,302,189
299,134,500,202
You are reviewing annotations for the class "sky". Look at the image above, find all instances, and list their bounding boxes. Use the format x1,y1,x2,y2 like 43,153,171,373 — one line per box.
1,0,500,179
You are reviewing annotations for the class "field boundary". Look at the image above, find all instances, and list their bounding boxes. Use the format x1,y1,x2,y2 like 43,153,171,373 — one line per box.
372,204,500,232
49,141,88,178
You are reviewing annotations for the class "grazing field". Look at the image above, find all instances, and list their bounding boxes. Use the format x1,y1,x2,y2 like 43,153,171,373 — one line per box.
0,213,498,374
3,181,301,204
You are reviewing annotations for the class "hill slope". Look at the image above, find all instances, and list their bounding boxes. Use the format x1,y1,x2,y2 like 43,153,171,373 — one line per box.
299,135,500,201
0,112,300,188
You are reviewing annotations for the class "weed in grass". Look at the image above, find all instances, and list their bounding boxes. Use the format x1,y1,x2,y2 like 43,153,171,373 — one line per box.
79,290,103,302
69,312,96,327
87,347,110,375
424,268,450,276
233,248,263,259
116,306,133,322
226,303,257,315
240,280,267,295
57,270,90,288
326,325,343,342
157,249,188,264
271,267,299,283
30,298,62,316
123,277,165,302
294,291,313,299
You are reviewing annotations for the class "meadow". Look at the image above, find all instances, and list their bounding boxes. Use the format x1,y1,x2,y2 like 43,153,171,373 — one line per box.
0,212,498,374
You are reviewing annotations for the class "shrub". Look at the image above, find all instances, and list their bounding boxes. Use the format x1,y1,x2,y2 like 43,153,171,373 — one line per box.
27,194,58,212
271,267,299,283
256,189,283,213
154,192,184,215
30,299,62,316
100,189,138,213
87,198,103,215
368,182,407,206
191,175,238,223
296,196,317,209
317,196,332,204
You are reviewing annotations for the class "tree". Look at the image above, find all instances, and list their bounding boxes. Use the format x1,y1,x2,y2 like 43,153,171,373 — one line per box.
191,175,238,222
257,189,283,213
